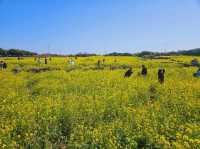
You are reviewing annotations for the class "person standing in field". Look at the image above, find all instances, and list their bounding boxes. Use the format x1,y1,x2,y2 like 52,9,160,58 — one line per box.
71,60,75,65
141,65,147,76
2,61,7,69
97,60,101,68
124,68,133,78
45,57,48,64
37,57,41,65
158,68,165,84
0,61,3,70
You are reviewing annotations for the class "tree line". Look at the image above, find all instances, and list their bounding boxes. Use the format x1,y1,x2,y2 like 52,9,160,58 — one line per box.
136,48,200,57
1,47,200,57
0,48,37,57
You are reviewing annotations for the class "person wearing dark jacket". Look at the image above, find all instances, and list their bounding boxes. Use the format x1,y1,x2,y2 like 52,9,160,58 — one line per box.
158,68,165,84
45,57,48,64
141,65,147,76
3,62,7,69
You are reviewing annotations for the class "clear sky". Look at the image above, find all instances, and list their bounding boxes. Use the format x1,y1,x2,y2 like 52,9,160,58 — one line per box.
1,0,200,54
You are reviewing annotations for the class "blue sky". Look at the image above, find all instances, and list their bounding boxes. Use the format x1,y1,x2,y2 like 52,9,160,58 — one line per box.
1,0,200,54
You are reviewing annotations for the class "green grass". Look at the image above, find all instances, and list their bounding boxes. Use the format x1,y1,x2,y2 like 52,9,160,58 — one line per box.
0,56,200,148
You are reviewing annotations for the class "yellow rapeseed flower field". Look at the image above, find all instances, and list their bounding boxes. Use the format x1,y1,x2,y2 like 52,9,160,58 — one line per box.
0,56,200,148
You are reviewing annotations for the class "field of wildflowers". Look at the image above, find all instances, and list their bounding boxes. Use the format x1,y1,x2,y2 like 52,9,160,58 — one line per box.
0,56,200,148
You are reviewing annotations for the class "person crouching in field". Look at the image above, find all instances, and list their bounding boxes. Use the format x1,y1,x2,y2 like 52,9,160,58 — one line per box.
68,58,75,65
141,65,147,76
158,68,165,84
193,68,200,77
124,68,133,78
